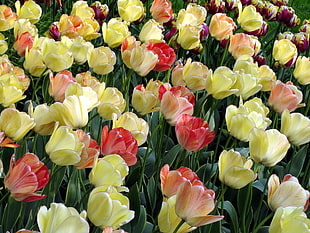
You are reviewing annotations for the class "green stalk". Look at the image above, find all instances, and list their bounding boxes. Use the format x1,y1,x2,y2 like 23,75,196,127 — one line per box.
173,219,186,233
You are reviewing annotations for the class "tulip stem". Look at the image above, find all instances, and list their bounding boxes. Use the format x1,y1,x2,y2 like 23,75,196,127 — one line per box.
173,219,185,233
252,212,273,233
0,191,9,203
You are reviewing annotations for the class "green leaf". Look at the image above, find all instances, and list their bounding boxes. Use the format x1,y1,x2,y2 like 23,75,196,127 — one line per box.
65,168,81,206
286,145,309,177
1,197,22,232
162,144,183,166
221,201,239,233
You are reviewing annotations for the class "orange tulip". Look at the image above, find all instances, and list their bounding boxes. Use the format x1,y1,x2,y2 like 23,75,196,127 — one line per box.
100,125,138,166
160,164,205,198
209,13,236,41
48,70,76,102
175,181,224,227
175,114,215,152
150,0,173,24
0,131,19,148
4,153,49,202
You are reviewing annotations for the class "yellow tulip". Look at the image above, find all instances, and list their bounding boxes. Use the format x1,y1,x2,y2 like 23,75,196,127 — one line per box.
15,0,41,24
45,125,84,166
158,195,197,233
177,25,202,50
37,203,89,233
28,103,56,136
273,39,297,67
50,95,89,129
205,66,239,99
233,71,262,100
87,46,116,75
0,108,35,141
225,98,271,141
293,56,310,85
257,65,276,91
112,112,149,146
89,154,128,188
0,5,17,31
117,0,145,22
249,128,290,167
65,82,99,112
139,19,164,44
87,186,135,229
102,18,130,48
175,3,207,29
269,207,310,233
218,150,257,189
23,47,46,77
268,174,310,211
97,87,126,120
237,5,263,32
280,109,310,146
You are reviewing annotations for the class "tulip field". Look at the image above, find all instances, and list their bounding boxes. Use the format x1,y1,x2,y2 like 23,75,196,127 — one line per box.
0,0,309,232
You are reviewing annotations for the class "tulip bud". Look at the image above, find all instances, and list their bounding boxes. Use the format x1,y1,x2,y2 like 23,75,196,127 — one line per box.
238,5,263,32
209,13,236,41
102,18,130,48
117,0,145,22
293,56,310,85
15,0,42,24
87,46,116,75
0,5,18,31
150,0,173,24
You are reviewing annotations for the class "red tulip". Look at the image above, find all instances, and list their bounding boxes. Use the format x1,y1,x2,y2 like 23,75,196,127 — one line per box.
4,153,49,202
175,114,215,152
100,125,138,166
146,42,176,72
175,181,224,227
160,164,205,198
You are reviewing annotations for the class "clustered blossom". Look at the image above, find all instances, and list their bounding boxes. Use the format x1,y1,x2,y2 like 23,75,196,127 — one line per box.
0,0,310,233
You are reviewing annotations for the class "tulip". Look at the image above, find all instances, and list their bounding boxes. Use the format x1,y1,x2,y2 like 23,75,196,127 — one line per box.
177,25,202,50
100,125,138,166
277,6,300,28
121,36,158,76
175,181,224,227
150,0,173,24
146,42,176,72
0,33,7,54
180,58,209,91
268,174,310,211
272,39,297,68
249,128,290,167
205,66,239,99
50,95,89,129
90,2,109,25
293,56,310,85
64,36,94,65
280,109,310,146
28,103,56,136
269,207,310,233
89,154,128,188
218,150,256,189
15,0,42,24
257,64,277,91
117,0,145,23
87,46,116,75
268,81,304,113
48,70,76,102
0,108,35,141
102,18,130,48
112,112,149,146
225,98,271,142
87,186,135,229
97,87,126,120
4,153,49,202
23,47,46,77
74,129,100,169
292,32,309,53
204,0,225,14
228,33,256,59
131,84,160,115
0,5,18,31
209,13,236,41
237,5,263,32
175,114,215,152
13,32,34,57
45,125,84,166
159,85,195,126
160,164,205,198
175,3,207,29
158,195,197,233
37,203,89,233
139,19,164,44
